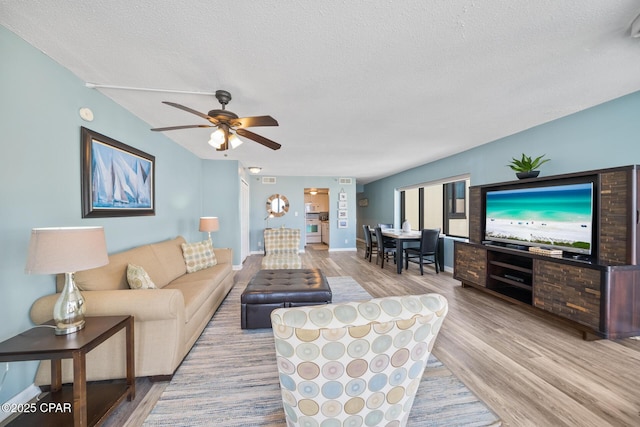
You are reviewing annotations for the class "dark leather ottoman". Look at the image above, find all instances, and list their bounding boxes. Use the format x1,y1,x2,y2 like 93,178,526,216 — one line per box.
241,269,332,329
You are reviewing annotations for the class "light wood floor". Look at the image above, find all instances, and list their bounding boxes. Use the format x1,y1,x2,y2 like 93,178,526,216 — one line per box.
104,244,640,427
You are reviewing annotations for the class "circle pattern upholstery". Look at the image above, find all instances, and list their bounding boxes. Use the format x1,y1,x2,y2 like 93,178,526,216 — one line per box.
271,293,448,427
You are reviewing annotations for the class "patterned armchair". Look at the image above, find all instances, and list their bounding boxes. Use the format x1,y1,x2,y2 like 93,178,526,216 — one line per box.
262,227,303,269
270,293,448,427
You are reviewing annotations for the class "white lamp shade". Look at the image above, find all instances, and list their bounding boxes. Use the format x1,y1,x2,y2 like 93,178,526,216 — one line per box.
25,226,109,274
199,217,220,233
208,129,225,148
229,134,243,149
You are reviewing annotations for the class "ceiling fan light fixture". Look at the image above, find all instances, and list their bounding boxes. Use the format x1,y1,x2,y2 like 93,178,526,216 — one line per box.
208,129,225,148
248,166,262,174
229,133,243,149
208,138,222,149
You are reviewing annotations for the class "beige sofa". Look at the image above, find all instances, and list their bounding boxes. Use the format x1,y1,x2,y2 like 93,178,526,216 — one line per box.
30,236,235,385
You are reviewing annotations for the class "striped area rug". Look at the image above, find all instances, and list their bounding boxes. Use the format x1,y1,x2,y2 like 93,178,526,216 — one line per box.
144,276,501,426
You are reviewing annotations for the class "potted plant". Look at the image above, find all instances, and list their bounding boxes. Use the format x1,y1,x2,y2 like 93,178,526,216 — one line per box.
508,153,550,179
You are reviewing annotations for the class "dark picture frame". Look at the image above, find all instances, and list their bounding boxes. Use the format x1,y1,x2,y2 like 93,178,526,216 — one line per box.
81,127,155,218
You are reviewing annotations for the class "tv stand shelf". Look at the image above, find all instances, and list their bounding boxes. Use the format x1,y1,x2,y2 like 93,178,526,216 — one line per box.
487,252,533,303
488,275,532,291
455,165,640,340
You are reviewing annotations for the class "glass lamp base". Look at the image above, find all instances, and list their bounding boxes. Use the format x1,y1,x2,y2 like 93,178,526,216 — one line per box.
55,318,86,335
53,272,86,335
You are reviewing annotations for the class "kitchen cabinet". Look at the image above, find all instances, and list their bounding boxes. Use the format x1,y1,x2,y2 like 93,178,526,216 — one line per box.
317,195,329,211
321,222,330,245
304,194,329,212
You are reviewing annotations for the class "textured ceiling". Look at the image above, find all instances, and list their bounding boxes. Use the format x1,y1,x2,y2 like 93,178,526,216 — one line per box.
2,1,640,183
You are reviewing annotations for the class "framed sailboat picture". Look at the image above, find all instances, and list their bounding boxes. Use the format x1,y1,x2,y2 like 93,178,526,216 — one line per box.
81,127,155,218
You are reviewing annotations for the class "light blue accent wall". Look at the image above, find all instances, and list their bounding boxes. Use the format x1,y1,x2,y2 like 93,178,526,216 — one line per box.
362,90,640,269
0,26,205,402
249,176,357,252
201,160,243,264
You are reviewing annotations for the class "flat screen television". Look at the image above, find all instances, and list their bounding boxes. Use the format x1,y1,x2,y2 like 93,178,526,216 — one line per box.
484,181,595,255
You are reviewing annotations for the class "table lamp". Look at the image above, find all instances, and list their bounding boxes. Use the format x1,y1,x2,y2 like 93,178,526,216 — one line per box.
199,217,219,245
265,213,274,229
25,226,108,335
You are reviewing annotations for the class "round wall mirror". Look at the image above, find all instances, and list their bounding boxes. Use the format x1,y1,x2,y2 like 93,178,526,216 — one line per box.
266,194,289,217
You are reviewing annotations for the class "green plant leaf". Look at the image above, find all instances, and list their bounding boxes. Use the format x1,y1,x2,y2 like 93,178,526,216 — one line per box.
507,153,549,172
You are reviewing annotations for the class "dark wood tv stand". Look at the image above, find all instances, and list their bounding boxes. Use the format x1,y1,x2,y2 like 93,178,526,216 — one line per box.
454,165,640,339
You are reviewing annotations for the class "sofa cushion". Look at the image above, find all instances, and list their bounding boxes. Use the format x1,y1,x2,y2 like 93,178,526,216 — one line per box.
262,253,302,269
70,245,156,291
181,240,217,273
164,262,232,322
127,264,157,289
60,236,189,291
149,236,188,285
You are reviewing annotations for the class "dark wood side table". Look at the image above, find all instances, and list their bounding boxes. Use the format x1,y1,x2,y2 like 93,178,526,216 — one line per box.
0,315,135,427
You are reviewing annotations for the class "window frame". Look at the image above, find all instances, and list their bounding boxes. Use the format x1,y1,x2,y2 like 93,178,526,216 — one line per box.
398,175,470,238
445,180,467,220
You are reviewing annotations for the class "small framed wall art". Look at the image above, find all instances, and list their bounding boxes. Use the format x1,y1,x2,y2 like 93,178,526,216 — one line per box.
81,127,155,218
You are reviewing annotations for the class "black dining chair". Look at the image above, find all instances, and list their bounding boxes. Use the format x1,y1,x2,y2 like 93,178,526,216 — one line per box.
377,223,396,245
362,224,377,262
375,226,397,268
404,228,440,275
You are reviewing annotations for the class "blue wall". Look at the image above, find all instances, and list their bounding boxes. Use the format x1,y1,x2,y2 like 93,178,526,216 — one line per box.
201,160,243,263
361,90,640,268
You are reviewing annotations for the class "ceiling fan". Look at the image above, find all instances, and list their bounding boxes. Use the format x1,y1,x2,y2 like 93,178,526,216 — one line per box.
151,90,281,151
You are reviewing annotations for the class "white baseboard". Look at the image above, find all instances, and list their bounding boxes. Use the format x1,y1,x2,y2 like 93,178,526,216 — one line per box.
328,247,357,252
0,384,41,422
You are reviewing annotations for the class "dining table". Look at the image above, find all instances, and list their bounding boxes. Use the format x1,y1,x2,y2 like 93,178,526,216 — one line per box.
379,228,444,274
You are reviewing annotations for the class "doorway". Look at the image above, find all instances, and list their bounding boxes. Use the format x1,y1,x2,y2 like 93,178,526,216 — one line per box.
241,178,250,262
304,188,329,249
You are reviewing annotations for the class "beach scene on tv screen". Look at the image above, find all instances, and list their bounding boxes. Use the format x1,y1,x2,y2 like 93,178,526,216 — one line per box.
485,183,593,252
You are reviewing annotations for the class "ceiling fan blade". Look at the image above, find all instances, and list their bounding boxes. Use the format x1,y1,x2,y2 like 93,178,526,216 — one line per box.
233,115,279,128
162,101,219,124
236,128,281,150
151,124,214,131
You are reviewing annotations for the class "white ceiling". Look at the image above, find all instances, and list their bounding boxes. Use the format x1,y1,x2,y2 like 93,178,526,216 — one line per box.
2,1,640,184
